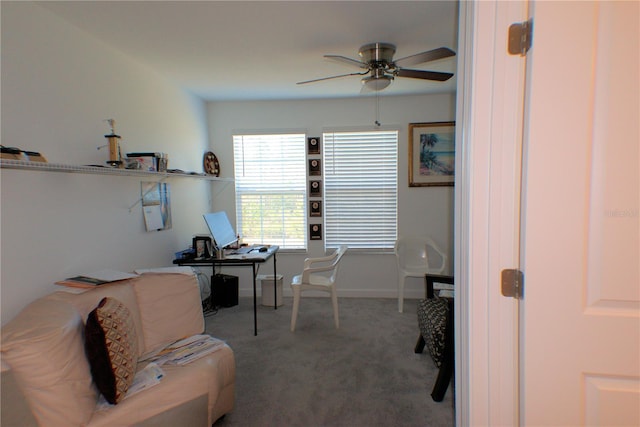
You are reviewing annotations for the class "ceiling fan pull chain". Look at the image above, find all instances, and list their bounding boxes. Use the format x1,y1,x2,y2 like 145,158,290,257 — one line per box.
375,91,381,127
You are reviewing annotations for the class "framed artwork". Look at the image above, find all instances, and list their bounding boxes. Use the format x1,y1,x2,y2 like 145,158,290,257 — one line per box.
308,159,322,176
141,182,172,231
408,122,455,187
307,137,321,155
310,223,323,240
309,180,322,197
309,200,322,217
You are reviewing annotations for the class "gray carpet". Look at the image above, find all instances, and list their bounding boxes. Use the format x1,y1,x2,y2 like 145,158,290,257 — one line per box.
205,296,454,427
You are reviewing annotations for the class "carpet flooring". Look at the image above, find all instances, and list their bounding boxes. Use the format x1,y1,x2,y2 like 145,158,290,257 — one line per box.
205,296,454,427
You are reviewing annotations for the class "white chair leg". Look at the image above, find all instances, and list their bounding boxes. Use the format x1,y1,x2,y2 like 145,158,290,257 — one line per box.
398,275,405,313
290,286,300,332
331,287,339,329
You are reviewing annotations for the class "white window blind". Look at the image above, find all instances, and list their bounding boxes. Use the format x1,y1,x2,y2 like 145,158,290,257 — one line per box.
323,130,398,250
233,134,306,249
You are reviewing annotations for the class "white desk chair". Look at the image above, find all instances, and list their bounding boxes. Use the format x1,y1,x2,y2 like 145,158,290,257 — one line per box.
394,236,447,313
290,245,348,332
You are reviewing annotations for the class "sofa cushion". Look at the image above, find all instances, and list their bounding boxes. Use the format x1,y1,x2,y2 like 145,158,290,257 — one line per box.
417,296,449,368
132,273,204,355
0,295,97,426
48,281,146,356
85,297,139,404
86,346,235,427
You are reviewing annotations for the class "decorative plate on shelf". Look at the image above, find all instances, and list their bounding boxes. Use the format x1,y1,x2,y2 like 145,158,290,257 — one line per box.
203,151,220,176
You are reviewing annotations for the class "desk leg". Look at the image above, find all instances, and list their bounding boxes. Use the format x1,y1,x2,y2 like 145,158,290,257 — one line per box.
273,252,278,310
252,264,258,336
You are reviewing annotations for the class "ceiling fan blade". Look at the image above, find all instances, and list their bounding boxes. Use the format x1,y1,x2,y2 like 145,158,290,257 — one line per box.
393,47,456,67
324,55,368,69
297,71,369,85
396,69,454,81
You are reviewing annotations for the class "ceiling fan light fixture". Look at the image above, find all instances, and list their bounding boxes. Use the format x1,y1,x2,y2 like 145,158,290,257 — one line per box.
362,74,393,91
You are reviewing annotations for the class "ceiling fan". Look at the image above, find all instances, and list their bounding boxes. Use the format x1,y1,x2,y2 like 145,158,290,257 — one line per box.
297,42,456,92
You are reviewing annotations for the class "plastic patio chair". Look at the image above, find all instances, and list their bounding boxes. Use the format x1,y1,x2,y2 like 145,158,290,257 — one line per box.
290,245,348,332
394,236,447,313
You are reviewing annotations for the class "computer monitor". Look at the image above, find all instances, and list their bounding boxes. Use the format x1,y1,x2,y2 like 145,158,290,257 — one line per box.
203,211,238,250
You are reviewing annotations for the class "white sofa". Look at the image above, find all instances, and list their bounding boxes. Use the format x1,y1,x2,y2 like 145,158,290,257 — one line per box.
0,269,235,427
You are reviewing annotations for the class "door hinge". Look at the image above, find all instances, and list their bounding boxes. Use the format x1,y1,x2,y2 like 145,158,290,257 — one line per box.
501,268,524,299
508,19,533,56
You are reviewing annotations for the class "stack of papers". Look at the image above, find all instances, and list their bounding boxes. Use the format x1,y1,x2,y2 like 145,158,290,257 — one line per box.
146,335,226,366
96,362,165,408
55,269,139,288
134,266,195,276
127,362,164,397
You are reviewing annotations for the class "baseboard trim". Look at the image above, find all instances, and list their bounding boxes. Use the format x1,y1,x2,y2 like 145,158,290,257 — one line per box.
238,289,426,300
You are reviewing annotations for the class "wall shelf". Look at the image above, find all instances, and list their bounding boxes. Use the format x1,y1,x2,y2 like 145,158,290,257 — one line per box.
0,159,232,182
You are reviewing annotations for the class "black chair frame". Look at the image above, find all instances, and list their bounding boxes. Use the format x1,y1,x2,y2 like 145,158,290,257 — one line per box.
414,274,454,402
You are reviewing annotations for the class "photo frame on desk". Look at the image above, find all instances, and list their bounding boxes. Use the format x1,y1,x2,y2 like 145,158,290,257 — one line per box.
192,235,212,258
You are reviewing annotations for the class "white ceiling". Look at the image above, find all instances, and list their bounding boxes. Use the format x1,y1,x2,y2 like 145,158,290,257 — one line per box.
38,1,459,101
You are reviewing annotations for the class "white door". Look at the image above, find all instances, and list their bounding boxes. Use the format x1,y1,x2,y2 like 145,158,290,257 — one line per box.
520,1,639,425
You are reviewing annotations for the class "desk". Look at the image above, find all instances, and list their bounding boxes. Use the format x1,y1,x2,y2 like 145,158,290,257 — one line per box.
174,246,279,336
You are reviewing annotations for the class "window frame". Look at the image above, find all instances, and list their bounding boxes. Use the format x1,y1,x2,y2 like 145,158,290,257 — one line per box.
232,132,308,250
322,128,399,252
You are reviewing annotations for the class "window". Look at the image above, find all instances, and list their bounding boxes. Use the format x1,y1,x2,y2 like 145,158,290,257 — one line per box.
323,130,398,250
233,134,306,249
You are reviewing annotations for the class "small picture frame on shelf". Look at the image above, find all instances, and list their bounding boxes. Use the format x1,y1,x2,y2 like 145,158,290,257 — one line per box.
310,224,322,240
307,137,321,155
309,200,322,217
309,180,322,197
308,159,322,176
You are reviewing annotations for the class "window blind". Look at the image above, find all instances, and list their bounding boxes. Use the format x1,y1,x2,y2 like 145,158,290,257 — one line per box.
233,134,307,249
323,130,398,250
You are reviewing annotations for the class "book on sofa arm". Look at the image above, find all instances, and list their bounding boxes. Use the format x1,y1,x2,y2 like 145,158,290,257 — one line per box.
144,335,226,366
56,269,139,288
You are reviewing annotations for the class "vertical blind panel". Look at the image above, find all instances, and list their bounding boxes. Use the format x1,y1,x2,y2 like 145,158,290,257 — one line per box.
233,134,307,249
323,131,398,249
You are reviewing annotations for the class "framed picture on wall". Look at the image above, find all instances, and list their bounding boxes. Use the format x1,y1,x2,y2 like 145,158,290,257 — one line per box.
310,223,322,240
308,159,322,176
309,200,322,217
307,137,321,155
309,180,322,197
408,122,455,187
141,181,172,231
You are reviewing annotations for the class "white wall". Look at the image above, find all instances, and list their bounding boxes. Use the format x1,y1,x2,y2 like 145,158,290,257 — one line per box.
0,3,211,324
0,3,457,323
207,95,455,298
